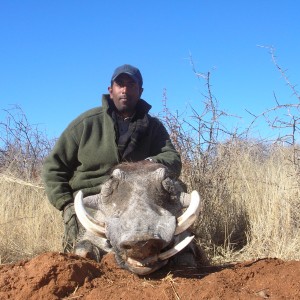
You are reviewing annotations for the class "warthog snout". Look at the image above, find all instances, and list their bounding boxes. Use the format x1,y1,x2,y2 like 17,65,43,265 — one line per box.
120,238,164,260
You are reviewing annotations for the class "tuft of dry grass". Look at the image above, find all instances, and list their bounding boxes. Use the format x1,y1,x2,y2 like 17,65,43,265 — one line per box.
0,172,63,264
231,145,300,261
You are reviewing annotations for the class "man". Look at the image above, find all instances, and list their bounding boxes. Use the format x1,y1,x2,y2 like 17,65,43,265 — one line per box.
42,64,182,253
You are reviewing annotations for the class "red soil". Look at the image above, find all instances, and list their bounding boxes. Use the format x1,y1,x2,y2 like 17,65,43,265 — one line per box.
0,252,299,299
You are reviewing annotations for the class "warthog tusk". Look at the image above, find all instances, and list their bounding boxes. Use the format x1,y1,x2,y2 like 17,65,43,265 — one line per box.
158,235,195,261
175,190,201,235
126,235,195,268
74,191,106,237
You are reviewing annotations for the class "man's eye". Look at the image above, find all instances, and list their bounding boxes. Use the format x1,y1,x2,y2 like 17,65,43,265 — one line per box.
115,80,136,88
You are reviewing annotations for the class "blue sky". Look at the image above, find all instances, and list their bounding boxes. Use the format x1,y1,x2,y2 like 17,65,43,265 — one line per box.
1,1,299,140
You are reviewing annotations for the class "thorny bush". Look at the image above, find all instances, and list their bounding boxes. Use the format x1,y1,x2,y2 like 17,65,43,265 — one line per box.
0,105,55,181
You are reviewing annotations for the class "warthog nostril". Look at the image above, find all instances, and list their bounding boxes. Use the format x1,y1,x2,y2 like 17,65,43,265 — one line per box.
120,238,164,259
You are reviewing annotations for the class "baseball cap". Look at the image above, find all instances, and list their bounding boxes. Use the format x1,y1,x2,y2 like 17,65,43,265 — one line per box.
111,64,143,87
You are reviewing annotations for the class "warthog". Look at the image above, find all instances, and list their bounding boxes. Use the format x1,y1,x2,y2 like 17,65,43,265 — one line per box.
74,161,201,275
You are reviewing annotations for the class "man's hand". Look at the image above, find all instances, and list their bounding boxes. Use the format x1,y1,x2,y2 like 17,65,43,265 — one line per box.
62,202,82,253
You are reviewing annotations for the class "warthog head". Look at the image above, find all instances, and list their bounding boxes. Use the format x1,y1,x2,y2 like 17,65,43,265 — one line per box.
74,161,201,275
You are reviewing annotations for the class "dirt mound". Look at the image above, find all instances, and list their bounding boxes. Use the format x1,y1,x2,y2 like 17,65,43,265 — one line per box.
0,252,299,299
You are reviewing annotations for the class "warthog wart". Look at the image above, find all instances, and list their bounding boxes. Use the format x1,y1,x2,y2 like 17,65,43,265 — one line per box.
74,161,201,275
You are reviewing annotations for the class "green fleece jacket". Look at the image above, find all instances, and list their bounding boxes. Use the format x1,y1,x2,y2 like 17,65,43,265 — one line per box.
42,95,181,210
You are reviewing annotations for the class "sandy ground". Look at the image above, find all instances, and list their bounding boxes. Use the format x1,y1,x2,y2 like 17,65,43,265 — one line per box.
0,252,299,299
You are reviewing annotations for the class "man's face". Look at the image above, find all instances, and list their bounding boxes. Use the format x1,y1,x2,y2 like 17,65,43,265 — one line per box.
108,73,143,118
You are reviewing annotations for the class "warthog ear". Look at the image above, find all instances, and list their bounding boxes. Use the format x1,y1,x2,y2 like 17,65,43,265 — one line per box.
162,178,186,204
100,169,125,199
112,168,126,180
101,180,114,197
162,177,177,195
101,177,120,198
151,167,167,181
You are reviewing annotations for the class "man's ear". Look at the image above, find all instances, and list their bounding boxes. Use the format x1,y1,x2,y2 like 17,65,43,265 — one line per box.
108,86,113,98
139,87,144,97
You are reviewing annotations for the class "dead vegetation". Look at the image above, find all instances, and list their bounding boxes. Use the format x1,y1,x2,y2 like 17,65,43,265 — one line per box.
0,48,299,264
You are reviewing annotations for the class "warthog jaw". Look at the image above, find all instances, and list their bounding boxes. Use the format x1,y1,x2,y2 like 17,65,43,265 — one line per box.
125,234,195,275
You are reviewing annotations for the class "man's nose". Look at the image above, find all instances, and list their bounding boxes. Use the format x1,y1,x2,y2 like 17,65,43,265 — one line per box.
121,85,127,93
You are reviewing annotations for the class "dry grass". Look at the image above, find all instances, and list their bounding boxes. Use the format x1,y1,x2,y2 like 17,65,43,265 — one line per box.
233,145,300,261
187,142,300,262
0,172,63,264
0,142,299,265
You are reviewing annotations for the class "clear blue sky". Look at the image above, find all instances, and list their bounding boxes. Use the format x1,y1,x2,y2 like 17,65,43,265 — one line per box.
1,1,299,139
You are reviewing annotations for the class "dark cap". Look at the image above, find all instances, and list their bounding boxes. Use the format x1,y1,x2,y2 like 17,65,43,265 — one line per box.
111,64,143,87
